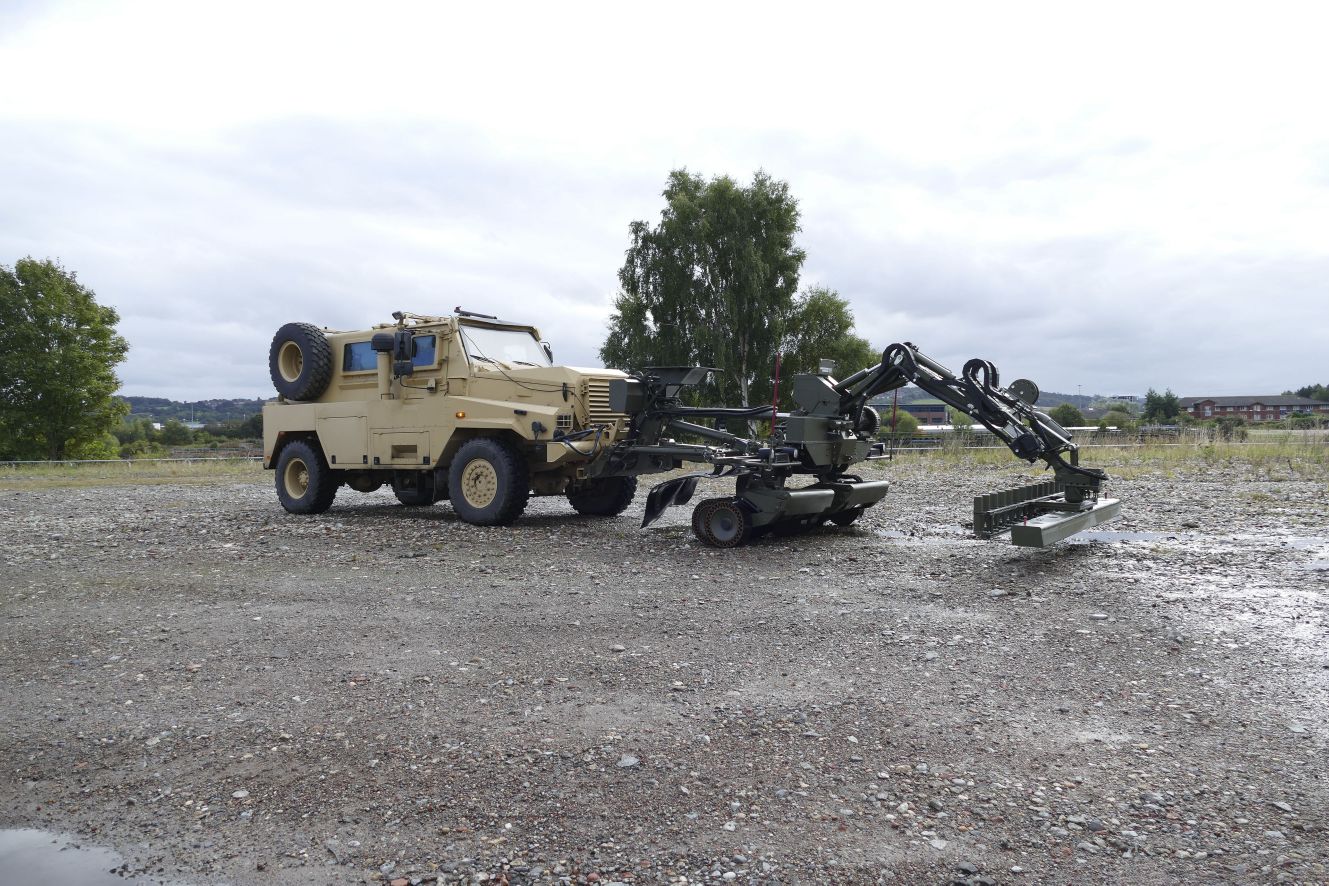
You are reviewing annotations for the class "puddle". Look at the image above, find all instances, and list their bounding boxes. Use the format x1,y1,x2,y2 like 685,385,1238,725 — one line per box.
1284,537,1329,571
1066,530,1179,544
0,829,131,884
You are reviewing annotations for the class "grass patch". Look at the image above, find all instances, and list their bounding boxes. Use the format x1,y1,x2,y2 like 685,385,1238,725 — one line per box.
0,458,266,490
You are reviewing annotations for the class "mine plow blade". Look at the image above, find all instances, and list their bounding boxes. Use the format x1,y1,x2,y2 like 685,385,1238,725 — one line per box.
642,474,703,528
974,481,1122,547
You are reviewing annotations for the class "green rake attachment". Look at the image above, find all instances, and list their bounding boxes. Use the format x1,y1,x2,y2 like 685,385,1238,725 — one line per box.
975,480,1122,548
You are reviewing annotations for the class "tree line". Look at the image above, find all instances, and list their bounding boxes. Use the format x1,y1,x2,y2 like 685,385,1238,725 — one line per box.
5,181,1326,460
113,414,262,458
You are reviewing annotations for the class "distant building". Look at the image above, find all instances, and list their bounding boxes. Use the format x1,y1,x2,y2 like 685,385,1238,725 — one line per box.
869,396,948,425
1179,395,1329,422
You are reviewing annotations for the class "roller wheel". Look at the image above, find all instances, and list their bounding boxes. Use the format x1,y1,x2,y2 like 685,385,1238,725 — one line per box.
691,498,722,539
269,322,333,401
448,438,529,526
568,476,637,516
695,498,751,548
275,440,338,514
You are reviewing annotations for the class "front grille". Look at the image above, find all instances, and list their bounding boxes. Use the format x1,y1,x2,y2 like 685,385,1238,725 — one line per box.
585,378,624,426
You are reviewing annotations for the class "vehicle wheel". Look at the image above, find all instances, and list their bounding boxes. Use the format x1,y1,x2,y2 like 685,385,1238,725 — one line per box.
856,406,881,436
275,440,338,514
829,507,863,526
568,476,637,516
691,498,723,539
448,438,529,526
697,499,751,548
269,322,333,401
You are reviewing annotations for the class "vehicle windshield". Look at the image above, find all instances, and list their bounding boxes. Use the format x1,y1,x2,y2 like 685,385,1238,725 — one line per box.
458,325,552,367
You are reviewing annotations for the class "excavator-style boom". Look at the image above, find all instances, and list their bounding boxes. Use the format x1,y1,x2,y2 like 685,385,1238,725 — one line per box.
600,343,1120,547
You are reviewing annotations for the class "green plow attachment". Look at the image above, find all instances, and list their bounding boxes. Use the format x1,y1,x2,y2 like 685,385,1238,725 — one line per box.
974,481,1121,548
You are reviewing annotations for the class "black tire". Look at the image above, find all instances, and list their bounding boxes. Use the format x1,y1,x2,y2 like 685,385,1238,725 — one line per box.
269,322,333,401
568,476,637,516
691,498,723,540
448,438,529,526
698,499,751,548
857,406,881,436
829,507,863,526
274,440,337,514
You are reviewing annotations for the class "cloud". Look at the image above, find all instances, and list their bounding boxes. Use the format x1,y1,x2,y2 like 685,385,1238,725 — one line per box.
1,2,1327,400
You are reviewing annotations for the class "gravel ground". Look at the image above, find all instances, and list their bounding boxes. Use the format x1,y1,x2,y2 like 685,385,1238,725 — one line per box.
1,454,1327,885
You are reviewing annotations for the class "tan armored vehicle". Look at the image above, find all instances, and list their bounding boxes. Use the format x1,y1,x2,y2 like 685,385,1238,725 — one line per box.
263,310,636,524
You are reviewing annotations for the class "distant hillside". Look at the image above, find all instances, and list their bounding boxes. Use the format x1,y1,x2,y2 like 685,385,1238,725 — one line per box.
875,385,1121,411
120,396,267,423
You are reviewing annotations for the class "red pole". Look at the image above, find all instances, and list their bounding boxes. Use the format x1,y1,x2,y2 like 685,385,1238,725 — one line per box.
891,388,899,432
770,352,782,433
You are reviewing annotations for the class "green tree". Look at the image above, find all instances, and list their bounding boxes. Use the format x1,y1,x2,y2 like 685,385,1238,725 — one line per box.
1048,403,1085,427
0,258,129,460
778,286,878,385
1294,383,1328,401
880,407,919,439
1099,409,1136,428
601,169,806,407
1142,387,1181,423
239,412,263,438
159,419,194,446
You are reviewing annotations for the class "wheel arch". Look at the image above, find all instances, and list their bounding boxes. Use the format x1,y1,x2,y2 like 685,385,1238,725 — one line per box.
437,428,530,471
267,429,322,470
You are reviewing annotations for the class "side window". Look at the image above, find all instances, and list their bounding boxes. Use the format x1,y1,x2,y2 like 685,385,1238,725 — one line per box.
343,341,376,372
413,335,437,367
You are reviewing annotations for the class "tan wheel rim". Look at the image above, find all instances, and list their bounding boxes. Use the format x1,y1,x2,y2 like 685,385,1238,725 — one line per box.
278,341,304,382
283,457,310,498
459,458,498,509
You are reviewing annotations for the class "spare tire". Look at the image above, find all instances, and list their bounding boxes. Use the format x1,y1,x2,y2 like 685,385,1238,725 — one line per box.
269,322,333,401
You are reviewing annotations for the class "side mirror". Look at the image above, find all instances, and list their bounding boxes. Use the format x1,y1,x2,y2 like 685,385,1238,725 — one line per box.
541,340,553,362
376,330,414,377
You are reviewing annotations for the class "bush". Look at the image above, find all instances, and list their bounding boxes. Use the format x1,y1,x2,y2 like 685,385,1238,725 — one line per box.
159,420,194,446
1215,416,1248,441
119,439,169,458
879,409,920,440
68,433,120,460
1048,404,1085,427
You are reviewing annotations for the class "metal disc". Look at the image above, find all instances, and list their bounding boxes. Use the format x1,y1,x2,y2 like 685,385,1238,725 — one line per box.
1009,378,1039,405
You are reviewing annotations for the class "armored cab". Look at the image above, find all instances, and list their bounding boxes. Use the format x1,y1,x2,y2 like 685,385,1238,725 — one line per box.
262,310,633,524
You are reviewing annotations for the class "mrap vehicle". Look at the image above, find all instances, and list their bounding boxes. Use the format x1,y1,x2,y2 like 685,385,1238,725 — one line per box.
263,309,1120,547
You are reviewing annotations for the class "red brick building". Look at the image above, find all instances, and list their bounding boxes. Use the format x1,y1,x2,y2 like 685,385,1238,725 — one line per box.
1179,395,1329,422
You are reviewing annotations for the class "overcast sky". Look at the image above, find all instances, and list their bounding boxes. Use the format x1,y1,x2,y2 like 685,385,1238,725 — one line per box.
2,1,1326,400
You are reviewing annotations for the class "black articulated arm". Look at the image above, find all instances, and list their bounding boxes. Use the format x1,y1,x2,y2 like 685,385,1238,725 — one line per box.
836,342,1107,501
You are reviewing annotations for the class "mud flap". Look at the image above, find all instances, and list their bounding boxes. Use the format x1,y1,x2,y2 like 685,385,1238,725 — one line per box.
642,475,702,527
